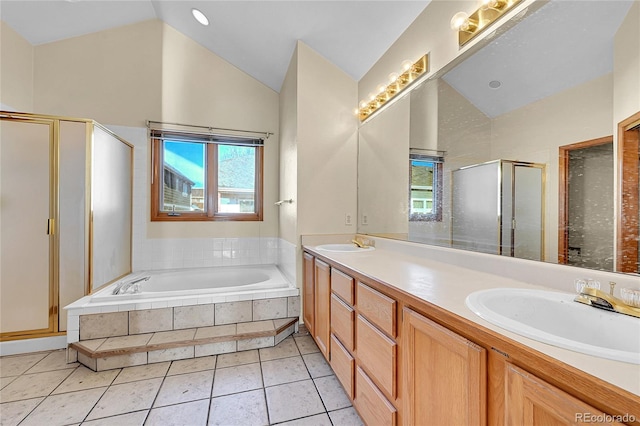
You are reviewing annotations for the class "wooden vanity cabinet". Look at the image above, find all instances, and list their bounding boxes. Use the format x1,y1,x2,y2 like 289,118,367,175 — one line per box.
302,250,637,426
505,364,624,425
314,258,331,360
303,252,315,336
402,307,487,426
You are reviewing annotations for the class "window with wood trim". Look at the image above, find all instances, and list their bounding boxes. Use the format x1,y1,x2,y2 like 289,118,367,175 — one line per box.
151,131,263,221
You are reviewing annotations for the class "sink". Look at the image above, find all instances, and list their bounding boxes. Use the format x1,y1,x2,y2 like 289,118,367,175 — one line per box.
315,244,375,253
466,288,640,364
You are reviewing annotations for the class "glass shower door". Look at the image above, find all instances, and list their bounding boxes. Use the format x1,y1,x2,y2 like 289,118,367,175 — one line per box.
0,118,56,336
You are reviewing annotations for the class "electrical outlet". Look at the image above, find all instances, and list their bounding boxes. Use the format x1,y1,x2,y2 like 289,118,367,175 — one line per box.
345,213,353,226
362,214,368,225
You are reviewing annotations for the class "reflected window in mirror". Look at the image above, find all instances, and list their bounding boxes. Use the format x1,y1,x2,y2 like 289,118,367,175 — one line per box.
409,154,443,222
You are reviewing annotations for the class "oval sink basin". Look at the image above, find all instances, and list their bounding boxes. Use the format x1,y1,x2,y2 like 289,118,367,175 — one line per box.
315,244,375,253
466,288,640,364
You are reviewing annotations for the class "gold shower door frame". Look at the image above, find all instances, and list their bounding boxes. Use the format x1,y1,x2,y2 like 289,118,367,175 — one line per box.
0,116,59,340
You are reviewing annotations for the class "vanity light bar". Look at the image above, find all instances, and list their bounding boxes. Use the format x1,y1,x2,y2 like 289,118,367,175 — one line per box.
453,0,523,47
358,54,429,122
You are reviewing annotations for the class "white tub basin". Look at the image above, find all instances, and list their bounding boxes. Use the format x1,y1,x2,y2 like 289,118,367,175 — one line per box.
315,244,375,253
466,288,640,364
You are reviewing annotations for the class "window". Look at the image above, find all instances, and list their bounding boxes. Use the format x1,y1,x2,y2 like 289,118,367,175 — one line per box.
409,154,443,222
151,131,263,221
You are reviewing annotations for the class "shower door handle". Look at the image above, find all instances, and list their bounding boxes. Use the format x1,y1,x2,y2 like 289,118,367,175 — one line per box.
47,218,55,235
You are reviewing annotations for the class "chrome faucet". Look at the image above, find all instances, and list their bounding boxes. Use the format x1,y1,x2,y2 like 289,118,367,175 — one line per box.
112,276,150,295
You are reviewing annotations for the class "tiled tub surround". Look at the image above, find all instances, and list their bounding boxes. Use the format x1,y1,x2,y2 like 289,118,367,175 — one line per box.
68,296,300,371
66,265,300,371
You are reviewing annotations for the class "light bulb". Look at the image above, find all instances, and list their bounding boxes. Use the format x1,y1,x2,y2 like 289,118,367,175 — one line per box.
360,100,367,109
192,8,209,26
450,11,469,31
388,73,399,84
401,60,413,72
377,84,386,94
353,108,360,116
368,93,376,102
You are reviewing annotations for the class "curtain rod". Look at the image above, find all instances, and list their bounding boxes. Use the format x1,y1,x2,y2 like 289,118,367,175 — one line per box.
410,147,446,156
146,120,273,139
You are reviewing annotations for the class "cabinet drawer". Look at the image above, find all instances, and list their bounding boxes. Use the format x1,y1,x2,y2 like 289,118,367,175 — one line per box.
357,282,396,337
331,268,354,305
355,366,397,426
331,294,354,351
356,314,397,398
330,334,354,399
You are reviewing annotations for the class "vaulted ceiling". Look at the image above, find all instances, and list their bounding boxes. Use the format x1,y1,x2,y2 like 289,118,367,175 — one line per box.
0,0,430,92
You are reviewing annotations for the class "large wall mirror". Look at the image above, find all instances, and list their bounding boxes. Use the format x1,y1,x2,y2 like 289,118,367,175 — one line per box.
358,0,640,275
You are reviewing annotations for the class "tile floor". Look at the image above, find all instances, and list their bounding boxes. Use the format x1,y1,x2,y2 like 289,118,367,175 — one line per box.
0,332,364,426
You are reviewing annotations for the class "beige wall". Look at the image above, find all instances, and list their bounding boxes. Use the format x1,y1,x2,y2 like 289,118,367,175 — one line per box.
279,46,299,245
614,1,640,125
149,23,280,239
297,42,358,236
0,21,34,111
24,20,280,240
33,20,162,126
278,41,358,288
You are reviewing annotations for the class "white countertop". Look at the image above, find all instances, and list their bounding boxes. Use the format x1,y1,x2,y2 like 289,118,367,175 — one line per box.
303,238,640,398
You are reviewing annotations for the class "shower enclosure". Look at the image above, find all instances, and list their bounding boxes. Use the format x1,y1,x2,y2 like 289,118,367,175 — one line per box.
451,160,545,261
0,112,133,340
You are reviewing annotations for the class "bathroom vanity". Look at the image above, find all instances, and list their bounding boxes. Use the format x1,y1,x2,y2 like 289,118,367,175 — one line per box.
302,238,640,426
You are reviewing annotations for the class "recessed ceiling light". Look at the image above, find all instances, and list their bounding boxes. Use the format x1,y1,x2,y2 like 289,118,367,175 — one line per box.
192,8,209,26
489,80,502,89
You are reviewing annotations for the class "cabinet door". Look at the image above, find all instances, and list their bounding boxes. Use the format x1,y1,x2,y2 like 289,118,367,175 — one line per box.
505,364,625,425
303,252,315,336
314,259,331,360
402,308,487,426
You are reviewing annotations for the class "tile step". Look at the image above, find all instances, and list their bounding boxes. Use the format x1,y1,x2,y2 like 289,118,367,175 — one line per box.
70,318,298,359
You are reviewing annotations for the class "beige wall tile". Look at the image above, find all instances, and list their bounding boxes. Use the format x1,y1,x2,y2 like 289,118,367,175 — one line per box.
148,347,194,364
194,341,236,357
237,320,274,334
288,296,301,317
77,353,97,371
174,304,215,329
237,336,274,351
100,334,152,351
96,353,148,371
129,308,173,334
194,324,236,340
148,329,196,345
215,301,252,325
275,324,295,345
253,298,287,321
80,312,128,340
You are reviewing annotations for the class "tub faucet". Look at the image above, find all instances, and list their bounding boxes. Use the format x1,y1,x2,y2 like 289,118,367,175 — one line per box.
113,276,150,295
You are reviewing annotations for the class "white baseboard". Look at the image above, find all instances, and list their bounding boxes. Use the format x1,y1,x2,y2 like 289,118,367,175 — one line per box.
0,335,67,356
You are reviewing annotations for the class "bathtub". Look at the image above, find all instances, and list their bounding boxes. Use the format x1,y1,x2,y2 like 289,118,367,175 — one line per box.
89,264,293,304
